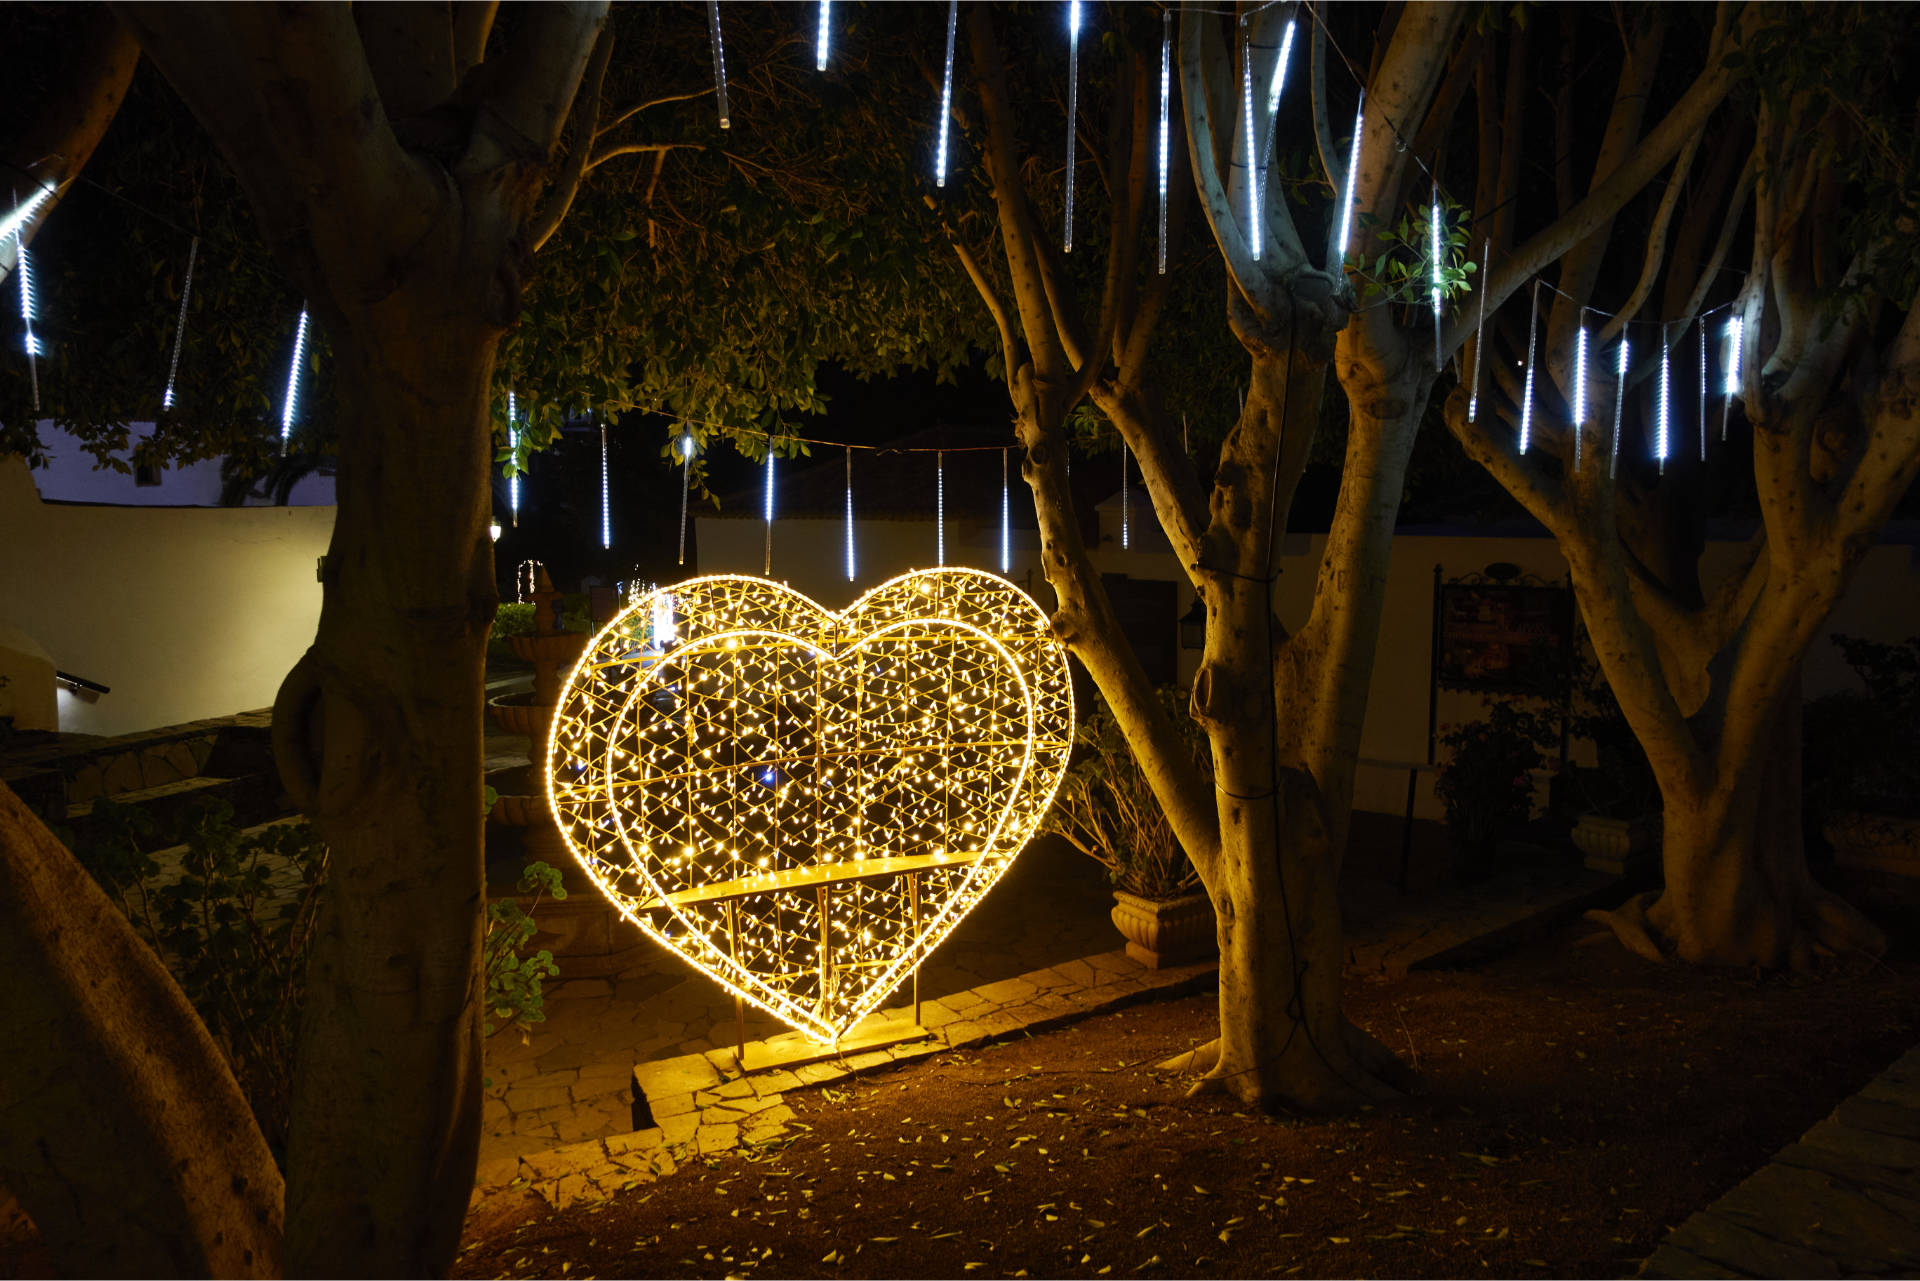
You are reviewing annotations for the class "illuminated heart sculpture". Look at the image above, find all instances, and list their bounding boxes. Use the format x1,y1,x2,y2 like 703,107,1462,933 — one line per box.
547,568,1073,1042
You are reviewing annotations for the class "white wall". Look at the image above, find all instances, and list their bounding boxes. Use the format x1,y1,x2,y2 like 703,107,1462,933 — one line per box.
699,504,1920,820
0,455,335,736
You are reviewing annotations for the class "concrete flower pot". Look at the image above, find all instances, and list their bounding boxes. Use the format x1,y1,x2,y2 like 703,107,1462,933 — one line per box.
1110,890,1217,969
1571,813,1659,877
1825,811,1920,878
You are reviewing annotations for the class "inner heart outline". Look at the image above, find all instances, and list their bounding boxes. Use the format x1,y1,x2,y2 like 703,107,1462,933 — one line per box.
546,568,1074,1042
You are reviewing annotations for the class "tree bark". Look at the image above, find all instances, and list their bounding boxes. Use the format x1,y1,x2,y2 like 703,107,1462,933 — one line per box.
276,303,500,1276
0,782,283,1278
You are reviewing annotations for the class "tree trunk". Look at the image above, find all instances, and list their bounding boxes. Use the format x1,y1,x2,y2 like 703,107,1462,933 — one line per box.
1596,686,1884,968
0,782,283,1277
276,306,499,1276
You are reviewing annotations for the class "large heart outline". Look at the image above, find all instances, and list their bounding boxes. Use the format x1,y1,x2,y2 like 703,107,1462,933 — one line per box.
546,568,1074,1042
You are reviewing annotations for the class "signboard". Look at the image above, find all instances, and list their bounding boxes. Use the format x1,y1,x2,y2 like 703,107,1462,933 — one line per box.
1435,582,1571,695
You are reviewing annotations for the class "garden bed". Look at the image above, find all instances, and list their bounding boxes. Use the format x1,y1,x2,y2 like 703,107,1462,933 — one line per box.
456,879,1920,1280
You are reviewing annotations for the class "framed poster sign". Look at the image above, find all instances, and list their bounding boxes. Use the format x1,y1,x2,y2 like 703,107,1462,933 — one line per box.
1435,582,1571,695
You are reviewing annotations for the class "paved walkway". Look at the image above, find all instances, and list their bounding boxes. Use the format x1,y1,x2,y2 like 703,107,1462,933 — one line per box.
1644,1043,1920,1279
474,800,1616,1209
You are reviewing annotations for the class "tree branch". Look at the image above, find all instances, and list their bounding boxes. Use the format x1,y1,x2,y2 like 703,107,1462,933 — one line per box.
452,1,498,78
527,20,614,253
354,3,456,120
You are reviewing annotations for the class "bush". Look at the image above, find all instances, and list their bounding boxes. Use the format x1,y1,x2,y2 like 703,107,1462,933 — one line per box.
1806,634,1920,828
493,601,536,638
69,797,326,1163
70,797,565,1162
1042,688,1208,899
1434,700,1555,878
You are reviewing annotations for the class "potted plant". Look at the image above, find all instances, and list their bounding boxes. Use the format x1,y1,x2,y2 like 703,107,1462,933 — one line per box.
1811,635,1920,877
1565,664,1662,876
1042,690,1214,969
1434,700,1554,882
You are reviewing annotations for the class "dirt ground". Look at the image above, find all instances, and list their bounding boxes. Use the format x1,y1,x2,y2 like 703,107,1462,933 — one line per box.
453,873,1920,1281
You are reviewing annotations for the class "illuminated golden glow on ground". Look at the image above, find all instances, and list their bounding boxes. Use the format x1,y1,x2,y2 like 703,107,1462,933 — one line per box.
547,568,1073,1042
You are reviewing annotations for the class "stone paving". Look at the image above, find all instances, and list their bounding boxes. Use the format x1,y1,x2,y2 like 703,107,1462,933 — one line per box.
474,949,1218,1211
1643,1042,1920,1279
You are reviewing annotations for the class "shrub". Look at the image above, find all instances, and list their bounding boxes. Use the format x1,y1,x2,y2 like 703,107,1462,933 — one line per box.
493,601,536,638
1042,688,1208,899
1434,700,1555,877
70,796,564,1162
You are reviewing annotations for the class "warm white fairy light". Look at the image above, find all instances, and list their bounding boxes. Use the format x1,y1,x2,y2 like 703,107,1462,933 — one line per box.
1518,283,1539,455
816,0,831,72
1157,11,1171,275
162,236,198,411
1064,0,1082,254
508,392,521,528
935,450,946,566
936,1,958,187
1335,91,1364,265
281,308,310,451
1610,337,1629,479
0,186,52,249
547,568,1073,1044
1722,315,1743,441
1573,319,1588,472
763,447,775,575
1468,239,1490,422
1242,20,1260,262
1697,322,1708,462
600,417,611,550
678,432,693,566
707,0,730,129
844,447,856,582
16,237,38,410
999,447,1011,573
1657,325,1671,473
1429,187,1443,367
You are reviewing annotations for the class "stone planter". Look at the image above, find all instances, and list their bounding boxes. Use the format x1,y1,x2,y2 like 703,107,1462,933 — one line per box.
1110,890,1217,970
1571,813,1659,877
1825,811,1920,878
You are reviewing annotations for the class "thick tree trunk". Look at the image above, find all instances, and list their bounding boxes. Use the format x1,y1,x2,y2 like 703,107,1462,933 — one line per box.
276,308,499,1276
0,782,283,1277
1594,687,1884,968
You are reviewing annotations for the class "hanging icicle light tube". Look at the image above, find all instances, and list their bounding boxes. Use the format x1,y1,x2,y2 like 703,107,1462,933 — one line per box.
162,236,199,411
1429,188,1443,368
1157,12,1171,276
1064,0,1082,254
816,0,831,72
1572,318,1589,472
1657,326,1671,473
1610,337,1630,480
1722,315,1743,442
281,308,310,451
1334,92,1365,265
0,185,53,249
707,0,731,129
1242,20,1260,262
678,432,693,566
845,446,856,582
1466,241,1491,423
1000,447,1011,573
600,417,612,550
1517,283,1539,455
935,1,959,188
16,237,39,411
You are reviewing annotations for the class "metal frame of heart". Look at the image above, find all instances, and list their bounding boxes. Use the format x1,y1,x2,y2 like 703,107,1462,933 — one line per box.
545,567,1074,1044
